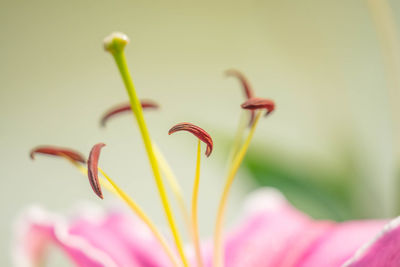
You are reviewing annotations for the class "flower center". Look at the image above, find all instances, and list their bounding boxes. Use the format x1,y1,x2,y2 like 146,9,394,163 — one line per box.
30,32,275,267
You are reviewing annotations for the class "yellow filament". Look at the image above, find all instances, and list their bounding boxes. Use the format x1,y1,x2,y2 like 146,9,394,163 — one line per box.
225,110,247,171
64,159,180,266
153,143,192,237
65,158,116,194
98,168,180,267
192,140,203,267
112,50,188,267
213,111,262,267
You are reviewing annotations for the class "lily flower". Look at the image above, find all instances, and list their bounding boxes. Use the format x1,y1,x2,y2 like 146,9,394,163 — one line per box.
15,32,400,267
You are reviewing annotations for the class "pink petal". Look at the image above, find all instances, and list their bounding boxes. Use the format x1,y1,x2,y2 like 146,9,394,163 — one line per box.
343,217,400,267
15,189,395,267
296,220,386,267
216,188,388,267
13,205,172,267
221,188,314,267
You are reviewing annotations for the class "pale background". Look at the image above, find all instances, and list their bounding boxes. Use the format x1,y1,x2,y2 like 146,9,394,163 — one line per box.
1,0,400,265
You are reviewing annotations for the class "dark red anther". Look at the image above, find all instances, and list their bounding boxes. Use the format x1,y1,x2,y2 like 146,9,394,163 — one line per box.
87,143,106,199
30,146,86,163
241,98,275,116
168,123,213,157
225,69,254,99
100,100,159,127
225,69,256,126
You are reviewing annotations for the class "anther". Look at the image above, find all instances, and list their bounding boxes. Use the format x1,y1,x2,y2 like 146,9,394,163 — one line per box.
225,69,254,99
100,100,159,127
226,69,256,126
241,97,275,116
87,143,106,199
168,123,213,157
30,146,86,163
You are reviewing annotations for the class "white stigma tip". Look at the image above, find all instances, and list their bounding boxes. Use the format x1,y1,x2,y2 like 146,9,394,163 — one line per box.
103,32,130,53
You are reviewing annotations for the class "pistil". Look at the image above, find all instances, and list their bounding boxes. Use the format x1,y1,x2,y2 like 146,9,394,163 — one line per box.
104,32,188,267
152,143,192,239
100,101,192,239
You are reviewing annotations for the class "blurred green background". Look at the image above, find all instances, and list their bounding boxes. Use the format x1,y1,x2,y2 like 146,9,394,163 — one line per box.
2,0,400,265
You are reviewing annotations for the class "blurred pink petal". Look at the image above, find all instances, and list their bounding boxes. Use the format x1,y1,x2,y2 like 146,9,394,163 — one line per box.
14,206,171,267
217,188,390,267
344,217,400,267
14,189,400,267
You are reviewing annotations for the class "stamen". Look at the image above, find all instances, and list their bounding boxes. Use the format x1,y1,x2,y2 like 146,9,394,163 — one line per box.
225,110,247,169
192,140,203,267
30,145,115,194
85,143,180,267
30,144,178,265
87,143,106,199
225,69,256,126
67,157,116,194
100,100,159,127
225,69,254,99
97,168,180,267
104,32,188,267
213,111,263,267
241,97,275,116
100,101,192,239
168,122,213,157
169,123,213,267
30,146,86,163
